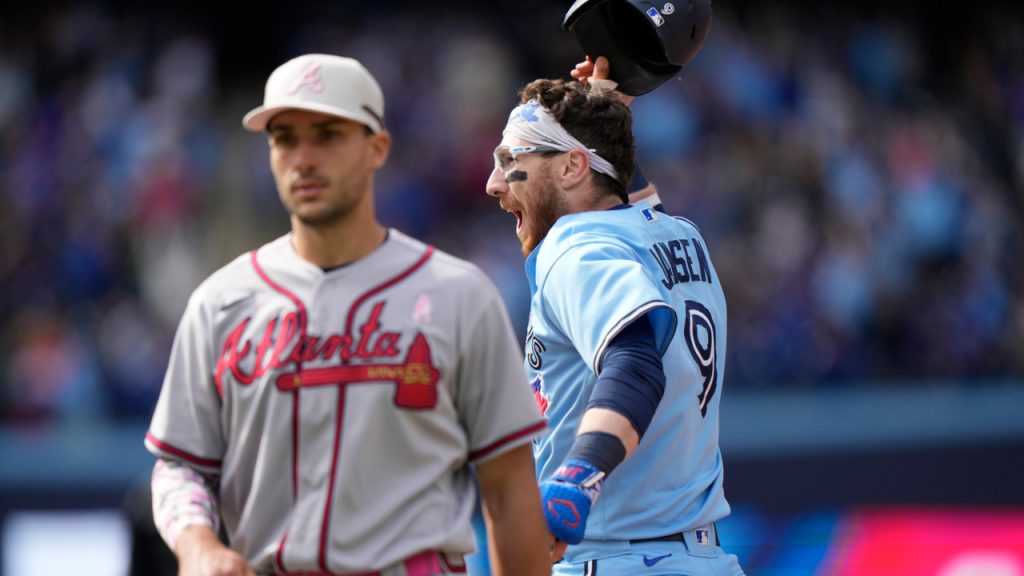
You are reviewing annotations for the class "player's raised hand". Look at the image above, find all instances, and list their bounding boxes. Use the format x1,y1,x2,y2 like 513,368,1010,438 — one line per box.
570,56,635,107
569,56,597,82
176,526,256,576
539,458,605,544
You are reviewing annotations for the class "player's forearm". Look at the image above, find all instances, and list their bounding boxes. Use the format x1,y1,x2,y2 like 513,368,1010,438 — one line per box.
151,457,220,551
175,524,256,576
577,407,640,457
539,410,636,545
174,524,223,561
476,445,552,575
486,509,553,575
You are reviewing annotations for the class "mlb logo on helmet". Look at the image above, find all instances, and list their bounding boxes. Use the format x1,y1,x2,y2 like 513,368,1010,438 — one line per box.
645,6,665,27
563,0,713,96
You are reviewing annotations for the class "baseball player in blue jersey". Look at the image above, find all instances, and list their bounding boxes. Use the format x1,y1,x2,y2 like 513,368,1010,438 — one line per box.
484,56,745,575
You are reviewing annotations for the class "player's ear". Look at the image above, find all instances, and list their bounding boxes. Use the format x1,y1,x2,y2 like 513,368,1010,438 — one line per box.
559,148,590,189
367,129,391,170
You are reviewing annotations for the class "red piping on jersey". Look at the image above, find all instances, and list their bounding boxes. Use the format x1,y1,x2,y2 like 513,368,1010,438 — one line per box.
320,245,435,571
250,249,310,570
468,420,548,461
145,432,222,469
250,249,308,500
275,530,290,573
343,246,434,336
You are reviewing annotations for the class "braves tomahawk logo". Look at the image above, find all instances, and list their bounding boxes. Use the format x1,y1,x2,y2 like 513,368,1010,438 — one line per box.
214,301,440,409
288,63,325,94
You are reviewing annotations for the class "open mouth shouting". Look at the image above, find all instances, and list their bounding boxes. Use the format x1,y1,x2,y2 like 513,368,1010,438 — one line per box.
501,201,524,233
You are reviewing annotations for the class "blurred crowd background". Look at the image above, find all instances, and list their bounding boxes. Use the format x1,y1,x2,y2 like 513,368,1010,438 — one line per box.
2,0,1023,573
2,0,1021,428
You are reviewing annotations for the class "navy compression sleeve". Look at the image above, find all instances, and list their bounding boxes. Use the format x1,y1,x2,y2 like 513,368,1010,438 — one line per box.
588,315,666,438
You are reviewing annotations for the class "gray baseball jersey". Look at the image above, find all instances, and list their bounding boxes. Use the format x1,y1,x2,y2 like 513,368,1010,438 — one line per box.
145,230,546,574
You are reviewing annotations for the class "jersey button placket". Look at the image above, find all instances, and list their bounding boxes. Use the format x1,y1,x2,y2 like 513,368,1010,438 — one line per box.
303,287,329,494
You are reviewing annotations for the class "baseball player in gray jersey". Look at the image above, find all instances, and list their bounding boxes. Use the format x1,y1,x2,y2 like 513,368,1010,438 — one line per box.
144,53,553,576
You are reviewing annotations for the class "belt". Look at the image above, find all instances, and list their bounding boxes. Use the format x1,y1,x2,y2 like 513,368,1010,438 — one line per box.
276,549,465,576
630,522,720,547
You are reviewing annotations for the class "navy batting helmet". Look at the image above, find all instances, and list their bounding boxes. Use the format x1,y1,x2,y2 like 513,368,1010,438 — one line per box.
563,0,712,96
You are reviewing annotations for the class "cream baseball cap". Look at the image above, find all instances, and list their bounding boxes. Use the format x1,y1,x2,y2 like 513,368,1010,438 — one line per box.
243,54,385,133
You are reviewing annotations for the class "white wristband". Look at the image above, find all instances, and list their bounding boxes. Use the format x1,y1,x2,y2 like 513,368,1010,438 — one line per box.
588,78,619,92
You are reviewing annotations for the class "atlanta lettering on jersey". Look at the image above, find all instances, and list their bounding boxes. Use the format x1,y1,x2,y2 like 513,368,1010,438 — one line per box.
213,301,435,404
649,237,712,290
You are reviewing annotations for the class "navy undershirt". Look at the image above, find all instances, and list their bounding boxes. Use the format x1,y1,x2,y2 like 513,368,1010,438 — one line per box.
589,314,666,438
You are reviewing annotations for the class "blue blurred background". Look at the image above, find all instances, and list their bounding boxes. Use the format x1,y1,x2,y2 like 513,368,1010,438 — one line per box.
1,0,1022,574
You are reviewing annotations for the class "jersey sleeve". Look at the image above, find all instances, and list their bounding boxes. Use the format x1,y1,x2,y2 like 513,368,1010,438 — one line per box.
456,278,546,464
144,291,226,473
541,240,676,374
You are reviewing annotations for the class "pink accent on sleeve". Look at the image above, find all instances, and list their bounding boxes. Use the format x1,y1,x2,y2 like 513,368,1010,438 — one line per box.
151,458,221,551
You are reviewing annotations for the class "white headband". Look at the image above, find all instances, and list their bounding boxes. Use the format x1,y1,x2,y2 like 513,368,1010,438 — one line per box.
502,99,620,182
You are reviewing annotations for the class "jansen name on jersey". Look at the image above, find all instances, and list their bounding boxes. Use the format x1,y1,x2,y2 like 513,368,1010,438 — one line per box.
525,204,731,544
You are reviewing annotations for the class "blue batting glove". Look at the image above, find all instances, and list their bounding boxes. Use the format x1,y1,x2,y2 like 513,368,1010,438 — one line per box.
540,459,605,544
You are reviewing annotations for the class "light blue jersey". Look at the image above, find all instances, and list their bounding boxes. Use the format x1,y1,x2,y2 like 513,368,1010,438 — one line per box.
526,201,731,547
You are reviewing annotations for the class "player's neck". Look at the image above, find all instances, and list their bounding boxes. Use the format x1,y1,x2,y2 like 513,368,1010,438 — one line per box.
575,191,625,214
564,181,624,214
290,216,388,269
